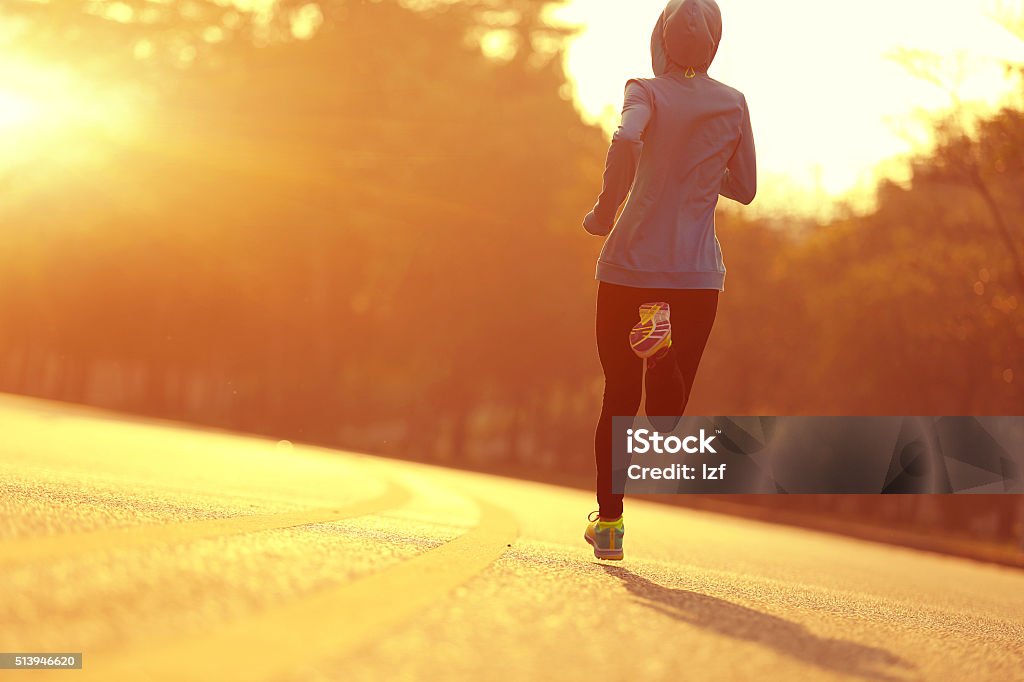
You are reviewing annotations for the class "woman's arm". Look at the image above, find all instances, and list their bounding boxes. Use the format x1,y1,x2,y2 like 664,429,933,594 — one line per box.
583,79,652,236
720,94,757,205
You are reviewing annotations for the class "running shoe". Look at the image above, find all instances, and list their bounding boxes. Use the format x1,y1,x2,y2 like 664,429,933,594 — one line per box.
584,511,624,561
629,302,672,359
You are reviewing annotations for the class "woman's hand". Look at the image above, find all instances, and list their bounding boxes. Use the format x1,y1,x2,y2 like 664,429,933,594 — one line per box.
583,210,612,236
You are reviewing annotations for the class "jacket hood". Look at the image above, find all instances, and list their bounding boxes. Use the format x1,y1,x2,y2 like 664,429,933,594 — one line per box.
651,0,723,76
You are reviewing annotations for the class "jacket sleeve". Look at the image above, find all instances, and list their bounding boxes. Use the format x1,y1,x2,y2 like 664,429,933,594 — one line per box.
720,95,757,205
583,79,651,236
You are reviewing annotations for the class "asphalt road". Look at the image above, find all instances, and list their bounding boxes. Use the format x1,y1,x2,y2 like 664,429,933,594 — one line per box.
1,394,1022,681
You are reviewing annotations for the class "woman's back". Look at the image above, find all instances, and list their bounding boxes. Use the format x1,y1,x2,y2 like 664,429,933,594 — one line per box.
584,0,756,290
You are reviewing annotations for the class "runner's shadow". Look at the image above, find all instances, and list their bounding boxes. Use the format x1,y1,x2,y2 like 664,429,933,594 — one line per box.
599,565,914,682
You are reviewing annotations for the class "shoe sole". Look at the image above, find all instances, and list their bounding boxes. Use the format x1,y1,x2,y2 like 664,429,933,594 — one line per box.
630,303,671,359
584,532,624,561
630,323,671,358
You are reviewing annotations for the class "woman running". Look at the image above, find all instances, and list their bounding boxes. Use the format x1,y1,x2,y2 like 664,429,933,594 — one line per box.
582,0,756,560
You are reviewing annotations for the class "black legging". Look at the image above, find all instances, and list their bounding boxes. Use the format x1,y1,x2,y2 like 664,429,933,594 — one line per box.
594,281,719,518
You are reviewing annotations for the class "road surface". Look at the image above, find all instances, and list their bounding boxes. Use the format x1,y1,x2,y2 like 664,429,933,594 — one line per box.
1,394,1022,681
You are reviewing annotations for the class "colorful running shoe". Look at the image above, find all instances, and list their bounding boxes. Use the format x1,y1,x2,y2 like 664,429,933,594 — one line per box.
629,302,672,359
584,511,624,561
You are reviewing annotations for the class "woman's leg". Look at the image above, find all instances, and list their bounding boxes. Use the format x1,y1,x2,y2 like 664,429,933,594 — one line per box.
594,282,643,519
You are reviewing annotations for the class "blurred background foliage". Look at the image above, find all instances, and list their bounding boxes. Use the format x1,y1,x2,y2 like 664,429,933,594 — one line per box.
0,0,1022,549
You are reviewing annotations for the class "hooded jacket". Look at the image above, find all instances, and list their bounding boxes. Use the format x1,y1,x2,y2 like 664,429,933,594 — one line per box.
583,0,756,290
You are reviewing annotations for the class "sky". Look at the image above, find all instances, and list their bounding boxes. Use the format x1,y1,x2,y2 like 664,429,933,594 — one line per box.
550,0,1024,213
0,0,1021,215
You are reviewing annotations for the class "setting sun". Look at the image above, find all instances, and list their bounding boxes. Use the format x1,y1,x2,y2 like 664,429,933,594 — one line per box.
0,60,138,169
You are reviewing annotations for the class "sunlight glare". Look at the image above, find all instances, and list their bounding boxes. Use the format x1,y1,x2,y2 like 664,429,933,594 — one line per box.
0,89,44,131
0,59,139,169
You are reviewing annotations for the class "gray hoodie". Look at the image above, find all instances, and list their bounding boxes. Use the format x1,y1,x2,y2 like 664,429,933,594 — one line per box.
583,0,756,290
